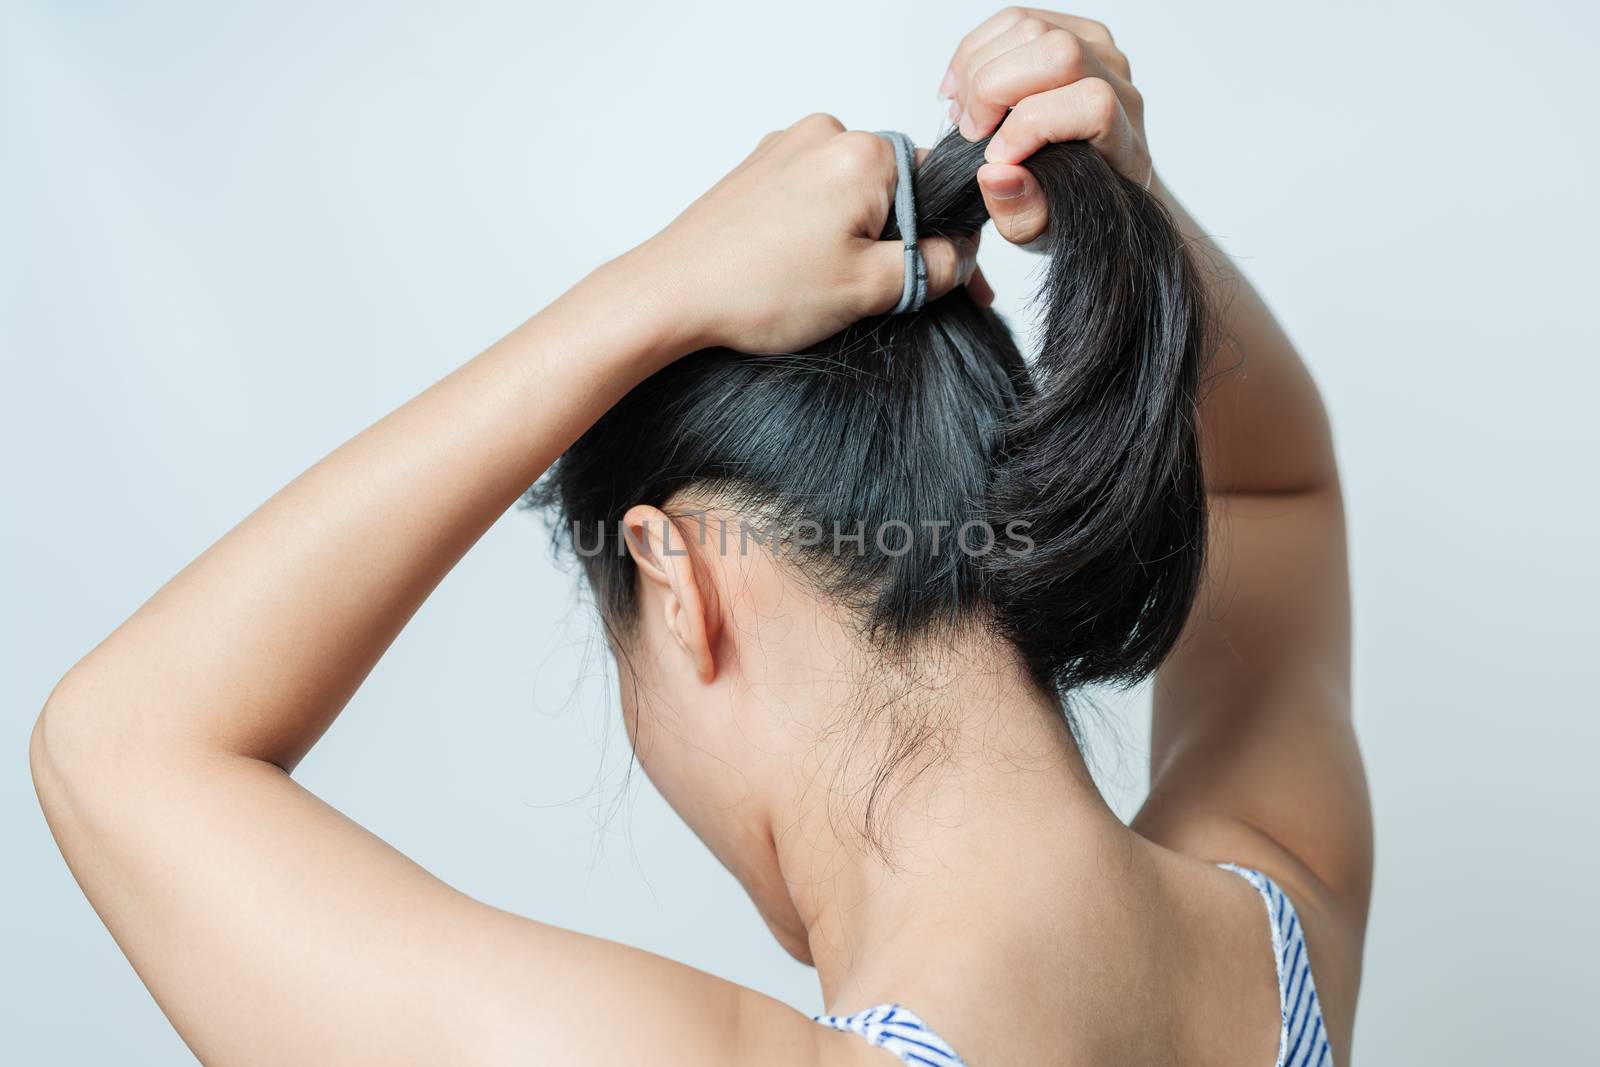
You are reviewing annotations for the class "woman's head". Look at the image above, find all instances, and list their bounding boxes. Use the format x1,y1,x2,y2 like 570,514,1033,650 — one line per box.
531,129,1209,957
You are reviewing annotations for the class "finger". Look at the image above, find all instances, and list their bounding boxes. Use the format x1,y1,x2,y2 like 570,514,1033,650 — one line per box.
864,233,978,315
743,113,846,172
919,234,981,304
977,162,1049,246
784,111,847,145
1018,13,1127,76
1043,12,1116,46
730,123,806,178
986,78,1149,184
967,264,996,307
942,9,1122,96
733,128,785,171
960,15,1057,99
960,28,1120,140
940,6,1032,96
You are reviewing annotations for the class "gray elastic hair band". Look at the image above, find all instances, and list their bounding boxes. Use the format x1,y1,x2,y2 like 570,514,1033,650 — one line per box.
875,130,927,314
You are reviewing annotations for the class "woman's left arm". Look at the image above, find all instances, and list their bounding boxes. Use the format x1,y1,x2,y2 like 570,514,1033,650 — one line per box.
29,114,974,1067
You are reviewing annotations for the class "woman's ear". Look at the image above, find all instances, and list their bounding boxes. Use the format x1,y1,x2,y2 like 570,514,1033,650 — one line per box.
621,505,721,684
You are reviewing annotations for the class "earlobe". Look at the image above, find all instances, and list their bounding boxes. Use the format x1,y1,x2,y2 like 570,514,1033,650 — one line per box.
621,506,720,684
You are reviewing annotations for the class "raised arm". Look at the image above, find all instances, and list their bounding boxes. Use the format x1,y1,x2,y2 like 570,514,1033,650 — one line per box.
1131,175,1372,1056
939,0,1371,1033
1133,176,1370,916
28,115,976,1067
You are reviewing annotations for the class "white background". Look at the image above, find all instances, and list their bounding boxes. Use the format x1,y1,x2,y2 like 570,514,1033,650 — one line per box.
5,1,1598,1062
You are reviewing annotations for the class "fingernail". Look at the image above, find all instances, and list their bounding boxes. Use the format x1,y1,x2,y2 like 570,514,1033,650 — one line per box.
948,100,961,123
984,172,1026,200
985,132,1009,163
938,68,956,99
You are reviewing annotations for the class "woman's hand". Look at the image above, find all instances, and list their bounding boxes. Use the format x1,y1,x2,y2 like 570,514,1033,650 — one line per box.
624,113,980,356
939,8,1148,246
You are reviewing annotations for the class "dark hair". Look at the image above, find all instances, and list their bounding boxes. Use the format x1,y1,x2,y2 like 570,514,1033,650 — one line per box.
531,129,1209,702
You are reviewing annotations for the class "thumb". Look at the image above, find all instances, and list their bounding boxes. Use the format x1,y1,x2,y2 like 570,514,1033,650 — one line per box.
977,163,1050,248
865,232,979,314
919,233,981,304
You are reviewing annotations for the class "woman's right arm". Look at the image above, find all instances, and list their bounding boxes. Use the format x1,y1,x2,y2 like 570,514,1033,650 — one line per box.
939,0,1372,985
1132,177,1371,923
1134,189,1373,1053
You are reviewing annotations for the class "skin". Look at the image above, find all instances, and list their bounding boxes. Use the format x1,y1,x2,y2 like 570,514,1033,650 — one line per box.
30,9,1371,1066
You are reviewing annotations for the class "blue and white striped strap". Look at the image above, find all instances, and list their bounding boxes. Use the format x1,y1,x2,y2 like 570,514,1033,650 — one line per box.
1219,863,1333,1067
813,1002,967,1067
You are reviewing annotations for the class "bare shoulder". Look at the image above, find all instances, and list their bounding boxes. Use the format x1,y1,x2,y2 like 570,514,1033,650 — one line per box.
1140,817,1368,1064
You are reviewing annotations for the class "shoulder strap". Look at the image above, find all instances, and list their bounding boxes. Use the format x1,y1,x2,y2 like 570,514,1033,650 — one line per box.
1218,863,1332,1067
813,1003,967,1066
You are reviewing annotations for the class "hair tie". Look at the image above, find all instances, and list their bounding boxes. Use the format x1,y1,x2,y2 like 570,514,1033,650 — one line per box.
874,130,927,315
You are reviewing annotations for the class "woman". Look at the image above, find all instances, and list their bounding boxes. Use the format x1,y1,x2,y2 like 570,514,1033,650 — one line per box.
30,8,1371,1066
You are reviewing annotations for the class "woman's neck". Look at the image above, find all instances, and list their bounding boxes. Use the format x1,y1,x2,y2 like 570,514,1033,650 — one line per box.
763,648,1146,1014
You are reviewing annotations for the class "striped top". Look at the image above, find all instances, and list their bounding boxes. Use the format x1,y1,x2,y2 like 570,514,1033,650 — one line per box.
813,1004,966,1067
1220,864,1332,1067
813,864,1328,1067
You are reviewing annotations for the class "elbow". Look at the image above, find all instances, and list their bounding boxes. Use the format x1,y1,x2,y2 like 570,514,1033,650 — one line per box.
30,662,128,816
30,690,76,834
31,667,147,879
30,671,92,815
33,659,240,815
27,706,53,808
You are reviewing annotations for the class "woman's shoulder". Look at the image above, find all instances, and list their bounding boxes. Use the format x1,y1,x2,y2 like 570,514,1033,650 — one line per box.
1148,835,1365,1066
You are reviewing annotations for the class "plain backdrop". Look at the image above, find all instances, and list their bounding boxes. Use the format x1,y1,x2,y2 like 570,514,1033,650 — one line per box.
5,1,1598,1062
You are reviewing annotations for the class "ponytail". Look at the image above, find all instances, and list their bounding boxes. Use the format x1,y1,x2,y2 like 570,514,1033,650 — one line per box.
903,133,1210,693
